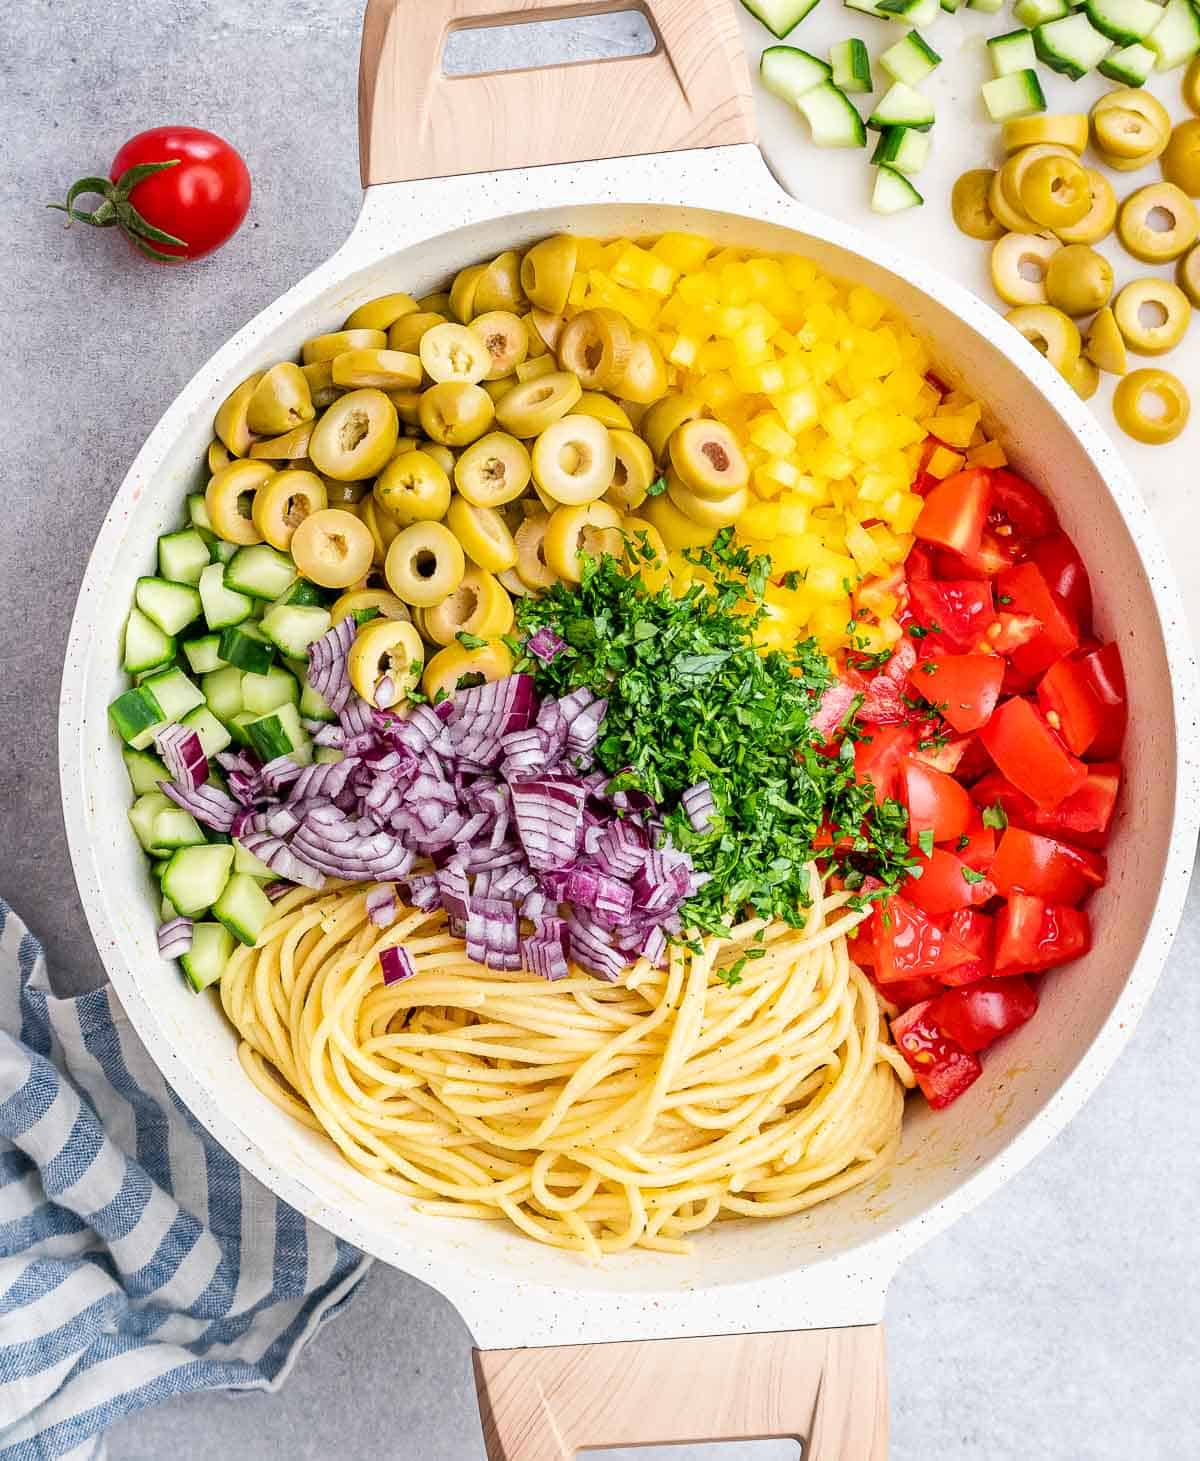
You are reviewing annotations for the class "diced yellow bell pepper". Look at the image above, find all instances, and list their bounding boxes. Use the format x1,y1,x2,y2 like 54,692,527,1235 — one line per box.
609,242,678,296
926,445,965,479
651,233,713,271
967,438,1008,468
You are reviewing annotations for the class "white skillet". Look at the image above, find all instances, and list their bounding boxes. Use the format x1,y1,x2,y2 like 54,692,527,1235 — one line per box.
59,2,1200,1454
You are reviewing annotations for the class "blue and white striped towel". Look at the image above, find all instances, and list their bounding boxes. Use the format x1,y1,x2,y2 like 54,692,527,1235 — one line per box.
0,901,371,1460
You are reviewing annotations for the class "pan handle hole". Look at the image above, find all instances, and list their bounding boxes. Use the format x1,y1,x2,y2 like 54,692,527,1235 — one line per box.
580,1443,802,1459
443,6,655,77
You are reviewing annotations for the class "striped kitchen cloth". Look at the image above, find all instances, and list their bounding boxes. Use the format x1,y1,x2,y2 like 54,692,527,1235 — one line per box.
0,901,371,1460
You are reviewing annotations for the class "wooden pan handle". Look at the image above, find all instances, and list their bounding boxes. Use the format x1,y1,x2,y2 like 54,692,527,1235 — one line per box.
358,0,756,187
473,1323,888,1459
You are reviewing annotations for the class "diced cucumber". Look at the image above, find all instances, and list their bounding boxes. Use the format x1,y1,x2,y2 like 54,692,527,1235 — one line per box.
299,678,336,723
109,684,166,748
982,68,1047,119
1014,0,1069,23
831,38,873,93
1034,13,1113,77
151,857,171,883
1098,38,1156,80
161,843,235,918
129,792,174,853
878,0,939,23
844,0,889,16
160,893,179,922
273,578,325,608
738,0,822,36
218,622,275,675
245,703,309,763
187,493,214,536
314,746,345,765
135,577,203,636
242,665,301,716
1146,0,1200,68
213,873,274,946
868,81,934,131
880,30,941,84
1086,0,1167,43
760,44,832,105
940,0,961,10
123,746,169,796
210,539,239,566
151,805,208,854
233,838,277,880
797,81,867,145
988,28,1038,76
123,608,175,675
182,633,227,675
871,125,932,173
157,529,212,587
260,604,332,659
139,666,205,722
181,704,232,757
871,164,925,213
228,711,259,748
180,922,236,991
198,562,252,631
202,665,245,723
966,0,1005,12
225,544,298,601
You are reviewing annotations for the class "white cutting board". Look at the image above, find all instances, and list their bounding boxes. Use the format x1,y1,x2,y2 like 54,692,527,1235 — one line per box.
737,3,1200,634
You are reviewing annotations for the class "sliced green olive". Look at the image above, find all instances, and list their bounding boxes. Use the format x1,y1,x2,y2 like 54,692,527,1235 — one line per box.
362,494,400,563
1118,182,1199,263
387,388,424,427
454,432,531,507
474,251,526,315
1112,278,1192,355
213,373,264,457
421,566,513,646
494,370,582,437
331,349,423,391
951,169,1005,240
330,587,411,626
575,393,632,430
445,496,518,573
1092,89,1171,160
640,489,718,552
1001,144,1077,212
384,521,467,607
1176,242,1200,306
1112,368,1191,443
423,442,456,475
309,388,400,479
1083,306,1128,375
1067,354,1100,401
290,508,375,587
1004,304,1082,376
205,460,273,544
666,474,748,529
1162,119,1200,197
1044,244,1114,317
640,394,705,464
448,264,486,324
520,235,578,314
301,329,387,364
1019,154,1092,229
422,639,514,701
419,322,492,385
347,617,424,708
343,293,419,332
531,414,616,505
245,363,315,437
207,439,233,474
389,311,446,355
990,233,1060,308
1054,171,1118,245
988,167,1044,234
669,418,750,499
612,330,669,405
418,290,453,315
1186,55,1200,116
300,361,340,409
251,468,327,551
1002,113,1089,154
558,309,633,391
375,449,452,525
470,311,529,380
248,420,315,461
418,382,495,446
543,501,623,582
513,512,557,591
605,428,656,512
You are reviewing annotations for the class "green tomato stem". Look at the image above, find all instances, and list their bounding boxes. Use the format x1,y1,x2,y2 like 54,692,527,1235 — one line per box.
47,158,189,262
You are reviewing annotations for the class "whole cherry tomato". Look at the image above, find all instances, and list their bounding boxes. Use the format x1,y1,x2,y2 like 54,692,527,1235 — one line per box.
50,126,250,263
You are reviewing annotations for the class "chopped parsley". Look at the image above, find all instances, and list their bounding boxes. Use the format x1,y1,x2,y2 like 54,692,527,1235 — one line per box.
645,474,668,497
981,801,1008,830
917,828,935,857
456,631,489,649
515,532,917,933
961,865,987,885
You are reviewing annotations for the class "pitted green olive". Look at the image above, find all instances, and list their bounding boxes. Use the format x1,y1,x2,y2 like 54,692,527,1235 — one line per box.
455,432,532,507
301,329,387,364
214,373,263,457
1113,368,1190,443
375,450,452,525
245,363,315,437
520,235,578,313
1004,305,1082,376
1112,278,1192,355
951,169,1005,241
384,521,467,607
308,388,399,480
470,311,529,379
494,371,582,437
1019,154,1092,230
1083,307,1128,375
1044,245,1113,317
990,233,1059,308
343,293,419,332
1117,182,1199,263
418,382,495,446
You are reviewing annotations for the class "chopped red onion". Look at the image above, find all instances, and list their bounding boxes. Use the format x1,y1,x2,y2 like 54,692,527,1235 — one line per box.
511,778,586,869
374,675,398,709
262,755,303,793
237,831,326,889
812,683,859,741
155,725,208,793
157,916,193,958
681,781,716,835
263,881,293,902
366,885,398,928
567,918,625,983
466,896,520,970
526,627,567,663
158,780,240,833
380,945,416,985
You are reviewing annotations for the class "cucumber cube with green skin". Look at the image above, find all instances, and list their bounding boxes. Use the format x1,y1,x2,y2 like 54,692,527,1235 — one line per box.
227,711,259,748
139,667,205,721
1034,13,1113,78
135,577,203,636
224,544,297,600
150,806,208,854
161,843,235,918
181,922,236,990
233,838,277,880
1014,0,1069,24
109,683,166,747
797,82,868,146
940,0,961,9
1098,39,1155,82
122,608,176,676
868,81,935,131
987,28,1038,76
1085,0,1166,44
241,665,301,716
182,633,227,676
210,539,238,566
198,562,252,631
261,603,332,659
218,622,275,675
313,746,345,764
273,578,325,608
245,702,308,763
157,528,212,586
880,30,941,84
129,791,175,852
123,746,169,796
201,665,245,723
966,0,1005,12
981,69,1047,119
760,44,832,106
872,164,925,213
299,677,336,723
1146,0,1200,69
871,125,932,174
187,493,214,535
831,38,873,93
181,704,232,757
213,873,274,946
739,0,822,38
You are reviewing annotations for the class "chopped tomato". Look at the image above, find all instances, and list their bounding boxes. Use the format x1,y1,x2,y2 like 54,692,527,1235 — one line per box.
908,578,995,653
904,847,995,915
994,893,1091,975
911,438,941,497
912,736,971,775
906,543,937,581
933,908,995,987
928,977,1038,1053
970,765,1120,850
978,697,1088,809
873,974,945,1007
951,736,995,786
986,611,1042,656
990,827,1107,905
935,530,1021,581
914,468,993,559
1076,643,1127,758
854,723,917,803
870,896,980,984
902,758,973,844
989,470,1058,540
891,1000,983,1108
997,562,1080,677
857,673,906,724
909,653,1004,733
1036,656,1106,756
1031,531,1092,633
956,811,997,872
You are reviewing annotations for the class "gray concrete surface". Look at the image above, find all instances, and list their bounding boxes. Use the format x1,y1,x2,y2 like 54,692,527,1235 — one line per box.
1,2,1197,1456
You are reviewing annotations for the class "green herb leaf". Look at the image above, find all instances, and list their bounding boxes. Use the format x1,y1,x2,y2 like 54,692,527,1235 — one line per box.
961,866,987,885
981,801,1008,830
646,474,668,497
456,631,489,650
917,828,934,857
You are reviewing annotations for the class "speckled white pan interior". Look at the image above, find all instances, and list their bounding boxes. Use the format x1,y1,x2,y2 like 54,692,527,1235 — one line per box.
60,146,1199,1349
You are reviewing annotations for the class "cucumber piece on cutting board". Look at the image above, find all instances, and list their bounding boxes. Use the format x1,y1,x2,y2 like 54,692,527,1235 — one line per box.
739,0,822,38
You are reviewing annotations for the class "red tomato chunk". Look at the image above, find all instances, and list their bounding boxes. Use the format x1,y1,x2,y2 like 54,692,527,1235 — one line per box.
908,653,1003,733
978,697,1088,809
891,1000,983,1108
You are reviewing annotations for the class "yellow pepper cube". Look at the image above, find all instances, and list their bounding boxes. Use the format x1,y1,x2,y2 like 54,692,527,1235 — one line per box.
927,445,965,479
883,490,924,535
928,411,980,450
776,496,811,536
741,501,781,539
748,412,796,457
844,516,886,576
698,339,736,372
885,365,927,412
667,333,702,369
567,274,589,309
651,233,713,271
967,439,1008,468
771,386,819,435
610,242,678,296
913,383,942,419
848,286,889,329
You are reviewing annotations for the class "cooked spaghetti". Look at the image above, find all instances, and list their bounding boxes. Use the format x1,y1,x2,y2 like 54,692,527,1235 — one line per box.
220,874,912,1256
